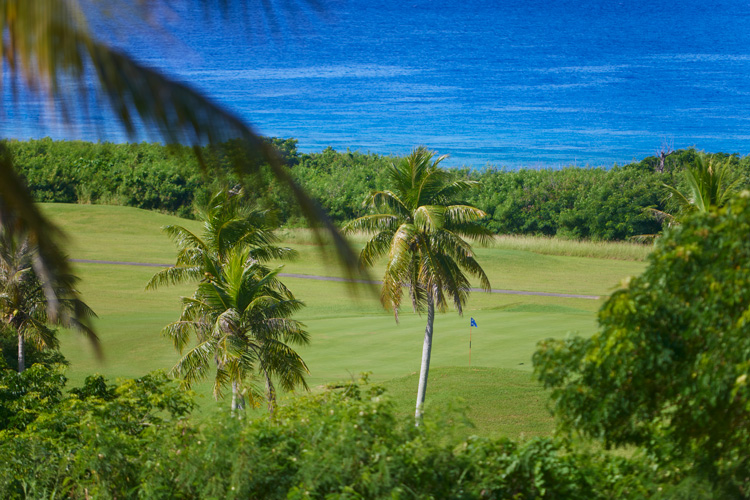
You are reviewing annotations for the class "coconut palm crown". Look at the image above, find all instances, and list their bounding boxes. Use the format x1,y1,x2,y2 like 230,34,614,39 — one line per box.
663,154,741,217
344,146,491,421
0,230,98,372
162,246,309,414
646,154,742,234
149,190,306,413
146,189,298,291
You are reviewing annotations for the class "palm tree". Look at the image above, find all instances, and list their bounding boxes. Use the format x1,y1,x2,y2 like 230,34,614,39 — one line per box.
146,188,298,291
162,246,309,414
0,1,359,329
648,154,741,230
664,154,740,217
344,147,491,422
0,230,98,372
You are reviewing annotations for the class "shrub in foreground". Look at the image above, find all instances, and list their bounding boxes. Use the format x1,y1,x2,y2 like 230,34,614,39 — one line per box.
0,369,669,499
535,192,750,498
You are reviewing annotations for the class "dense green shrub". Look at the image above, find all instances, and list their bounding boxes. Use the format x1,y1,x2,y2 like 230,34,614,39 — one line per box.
0,326,67,372
8,137,750,240
293,147,394,222
0,369,193,498
534,191,750,497
10,138,205,217
0,368,691,499
0,364,67,432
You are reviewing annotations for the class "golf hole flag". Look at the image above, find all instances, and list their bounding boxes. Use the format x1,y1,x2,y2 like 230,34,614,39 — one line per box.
469,318,477,366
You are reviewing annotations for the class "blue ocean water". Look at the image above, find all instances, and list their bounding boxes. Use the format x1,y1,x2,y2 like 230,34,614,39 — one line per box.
3,0,750,168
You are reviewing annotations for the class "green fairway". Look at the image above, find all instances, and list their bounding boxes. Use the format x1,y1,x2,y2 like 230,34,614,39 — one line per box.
381,366,555,440
40,203,647,437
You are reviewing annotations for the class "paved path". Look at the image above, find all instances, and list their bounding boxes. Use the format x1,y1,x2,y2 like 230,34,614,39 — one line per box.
71,258,602,300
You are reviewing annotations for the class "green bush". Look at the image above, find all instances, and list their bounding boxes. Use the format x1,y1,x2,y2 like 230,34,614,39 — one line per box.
141,383,658,499
534,191,750,497
0,368,671,499
9,138,747,239
0,370,193,498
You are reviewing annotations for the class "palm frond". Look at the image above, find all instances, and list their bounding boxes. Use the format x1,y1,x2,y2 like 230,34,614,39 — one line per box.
64,314,101,356
0,147,73,323
413,205,445,232
440,230,490,289
248,246,298,263
444,204,488,226
368,190,410,218
414,166,449,208
387,223,416,279
178,296,212,320
256,317,310,345
445,222,494,246
342,213,399,235
161,320,198,352
358,229,396,268
381,224,417,316
162,225,209,259
406,263,427,315
253,298,306,323
145,265,203,290
646,206,676,225
214,308,241,338
20,318,59,350
260,339,310,392
662,154,742,222
430,252,472,313
171,338,217,389
3,2,364,318
434,179,480,203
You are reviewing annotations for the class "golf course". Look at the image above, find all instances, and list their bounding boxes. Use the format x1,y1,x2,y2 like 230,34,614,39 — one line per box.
44,202,649,439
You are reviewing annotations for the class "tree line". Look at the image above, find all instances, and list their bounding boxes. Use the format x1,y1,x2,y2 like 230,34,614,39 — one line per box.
10,137,750,240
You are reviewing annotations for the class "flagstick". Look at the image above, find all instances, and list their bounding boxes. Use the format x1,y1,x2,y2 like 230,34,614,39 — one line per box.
469,324,472,367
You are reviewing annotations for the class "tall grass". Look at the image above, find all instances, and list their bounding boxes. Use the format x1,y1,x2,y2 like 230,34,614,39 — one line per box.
277,228,653,261
492,235,652,261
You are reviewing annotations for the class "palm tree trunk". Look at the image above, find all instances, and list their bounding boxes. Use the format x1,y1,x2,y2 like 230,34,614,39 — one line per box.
231,380,245,412
264,369,277,417
415,289,435,424
17,331,25,373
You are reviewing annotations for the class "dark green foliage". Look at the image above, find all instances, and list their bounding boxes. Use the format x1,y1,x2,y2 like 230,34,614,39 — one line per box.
294,147,394,222
533,192,750,497
8,137,750,240
114,384,656,499
465,165,666,240
0,369,193,498
0,326,67,372
0,364,67,432
10,138,206,218
0,367,728,498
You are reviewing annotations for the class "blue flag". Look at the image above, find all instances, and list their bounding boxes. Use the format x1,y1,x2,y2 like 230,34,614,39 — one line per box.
470,317,478,328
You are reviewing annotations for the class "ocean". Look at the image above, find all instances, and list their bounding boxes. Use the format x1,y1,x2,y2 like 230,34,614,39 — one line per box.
3,0,750,168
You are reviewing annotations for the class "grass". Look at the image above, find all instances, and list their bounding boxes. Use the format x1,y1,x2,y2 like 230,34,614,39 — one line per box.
284,229,653,262
381,367,555,440
278,232,647,296
492,234,653,261
39,203,648,437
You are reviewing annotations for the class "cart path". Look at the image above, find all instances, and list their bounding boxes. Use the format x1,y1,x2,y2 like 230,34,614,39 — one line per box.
71,258,602,300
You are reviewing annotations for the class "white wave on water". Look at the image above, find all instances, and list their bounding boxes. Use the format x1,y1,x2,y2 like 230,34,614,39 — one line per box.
188,65,419,81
